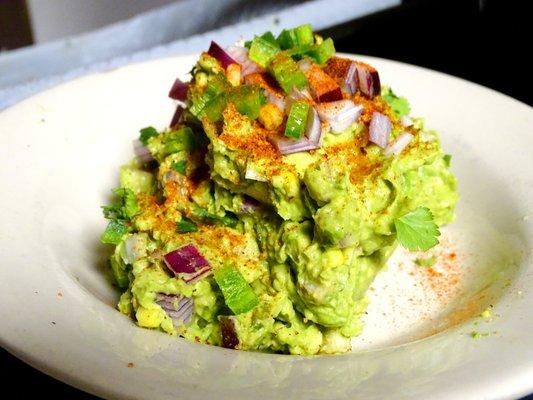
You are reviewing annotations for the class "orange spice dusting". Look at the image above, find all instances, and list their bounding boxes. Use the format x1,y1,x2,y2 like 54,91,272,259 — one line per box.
57,291,63,298
127,362,134,368
304,64,341,100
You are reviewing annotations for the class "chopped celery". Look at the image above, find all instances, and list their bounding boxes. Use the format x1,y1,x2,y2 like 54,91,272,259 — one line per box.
285,101,310,139
268,53,308,93
100,220,128,245
230,85,266,120
162,127,197,156
277,24,314,49
249,36,280,68
214,264,259,315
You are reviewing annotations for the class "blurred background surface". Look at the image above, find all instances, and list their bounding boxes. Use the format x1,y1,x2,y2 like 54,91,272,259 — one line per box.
1,0,531,398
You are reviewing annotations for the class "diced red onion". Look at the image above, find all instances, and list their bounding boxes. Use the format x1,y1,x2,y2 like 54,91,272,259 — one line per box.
316,100,363,134
168,78,189,101
356,63,381,98
169,105,184,128
264,91,286,111
208,41,237,69
368,112,391,148
297,58,313,73
219,316,239,349
240,196,261,214
123,234,144,265
133,139,154,163
400,115,413,127
226,45,263,76
163,244,212,284
344,62,358,95
269,136,319,155
156,293,193,325
317,87,343,103
305,107,323,144
245,165,268,182
285,87,313,113
384,132,414,156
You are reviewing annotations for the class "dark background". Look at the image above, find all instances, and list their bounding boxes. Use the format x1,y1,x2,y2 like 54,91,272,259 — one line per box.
1,0,531,399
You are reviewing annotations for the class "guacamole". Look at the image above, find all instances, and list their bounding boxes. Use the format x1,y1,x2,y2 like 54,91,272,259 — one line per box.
100,25,458,355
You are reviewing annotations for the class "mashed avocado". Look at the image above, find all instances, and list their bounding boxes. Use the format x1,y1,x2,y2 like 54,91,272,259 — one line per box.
101,25,458,355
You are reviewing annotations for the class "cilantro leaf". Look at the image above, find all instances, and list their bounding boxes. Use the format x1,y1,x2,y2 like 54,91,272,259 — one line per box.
443,154,452,167
176,217,197,233
139,126,159,146
394,207,440,251
415,255,437,267
171,160,187,175
101,188,139,221
382,88,410,117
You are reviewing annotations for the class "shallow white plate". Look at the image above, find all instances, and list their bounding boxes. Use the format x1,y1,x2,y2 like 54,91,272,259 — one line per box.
0,55,532,400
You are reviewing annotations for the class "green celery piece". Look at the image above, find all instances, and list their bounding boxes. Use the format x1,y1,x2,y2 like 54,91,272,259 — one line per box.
276,24,315,50
285,100,310,139
139,126,158,145
268,53,308,94
230,85,266,120
171,160,187,175
189,73,229,117
306,38,335,64
249,36,280,68
162,127,197,156
277,24,314,49
415,256,437,267
100,220,128,245
176,217,198,233
214,264,259,315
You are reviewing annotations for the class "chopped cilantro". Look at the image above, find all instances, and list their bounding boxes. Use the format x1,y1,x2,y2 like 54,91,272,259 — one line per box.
101,188,139,221
415,255,437,267
394,207,440,251
176,217,198,233
139,126,158,146
470,331,490,339
100,220,128,245
443,154,452,167
171,160,187,175
193,207,238,229
382,88,410,117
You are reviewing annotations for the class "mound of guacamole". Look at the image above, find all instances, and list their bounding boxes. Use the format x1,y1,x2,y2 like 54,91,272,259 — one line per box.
100,25,458,354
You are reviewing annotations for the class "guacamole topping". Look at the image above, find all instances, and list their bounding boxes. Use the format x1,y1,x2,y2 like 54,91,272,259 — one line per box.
101,25,458,354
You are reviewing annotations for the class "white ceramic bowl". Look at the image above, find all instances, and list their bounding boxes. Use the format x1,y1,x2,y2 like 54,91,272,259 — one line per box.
0,55,532,400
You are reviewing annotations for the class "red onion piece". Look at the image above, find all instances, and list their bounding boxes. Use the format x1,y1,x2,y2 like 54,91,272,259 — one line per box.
168,77,189,101
384,132,414,156
226,45,263,76
219,316,239,349
368,112,391,148
356,63,381,98
400,115,413,127
133,139,154,163
163,244,212,283
305,107,323,144
316,100,363,133
245,165,268,182
264,91,286,111
240,196,261,214
169,105,184,128
344,62,358,95
269,136,319,155
317,87,343,103
156,293,193,325
297,58,313,73
208,41,237,69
